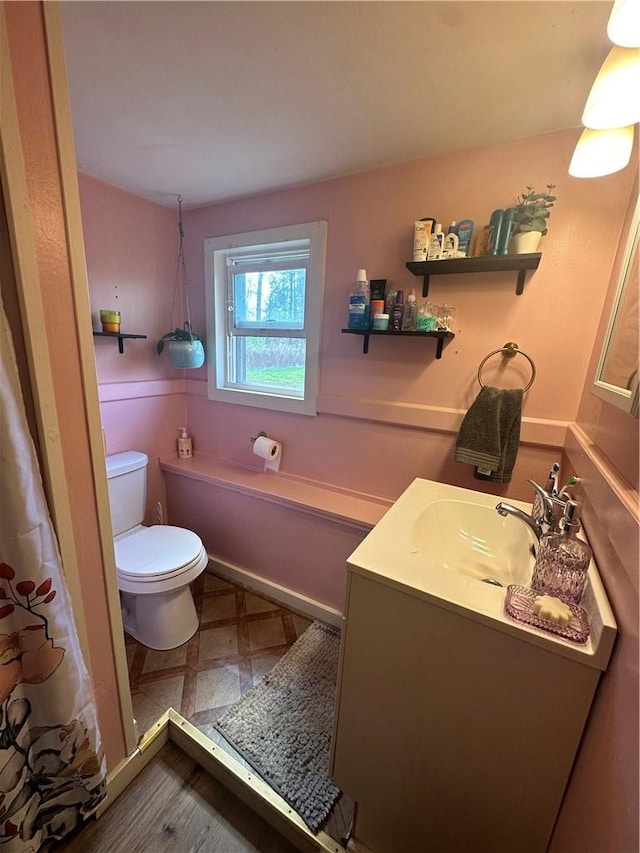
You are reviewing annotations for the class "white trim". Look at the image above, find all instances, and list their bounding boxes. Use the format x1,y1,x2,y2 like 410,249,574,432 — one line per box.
206,559,343,627
205,221,327,416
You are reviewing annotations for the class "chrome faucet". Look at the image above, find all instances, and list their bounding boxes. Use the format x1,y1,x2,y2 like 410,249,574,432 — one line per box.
496,479,567,541
495,501,544,540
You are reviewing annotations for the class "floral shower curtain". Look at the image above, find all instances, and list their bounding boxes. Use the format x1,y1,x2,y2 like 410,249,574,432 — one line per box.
0,294,106,851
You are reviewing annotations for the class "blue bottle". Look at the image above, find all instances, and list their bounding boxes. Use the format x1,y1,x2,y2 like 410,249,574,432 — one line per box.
347,269,370,329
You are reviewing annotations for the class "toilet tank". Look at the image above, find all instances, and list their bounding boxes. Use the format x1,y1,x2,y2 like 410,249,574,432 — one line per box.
105,451,148,536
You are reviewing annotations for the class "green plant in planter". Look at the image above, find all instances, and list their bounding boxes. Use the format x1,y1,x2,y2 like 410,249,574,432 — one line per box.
156,323,200,355
513,184,557,235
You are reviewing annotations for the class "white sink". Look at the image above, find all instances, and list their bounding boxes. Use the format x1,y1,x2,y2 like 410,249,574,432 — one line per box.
411,498,535,587
347,478,617,670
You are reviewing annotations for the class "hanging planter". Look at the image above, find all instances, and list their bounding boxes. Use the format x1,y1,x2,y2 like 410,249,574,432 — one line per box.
157,323,205,369
157,195,206,370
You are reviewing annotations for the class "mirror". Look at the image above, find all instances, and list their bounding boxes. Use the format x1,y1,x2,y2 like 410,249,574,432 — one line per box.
593,194,639,418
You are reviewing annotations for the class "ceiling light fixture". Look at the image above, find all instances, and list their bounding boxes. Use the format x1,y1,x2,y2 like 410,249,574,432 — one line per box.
569,125,635,177
607,0,640,47
581,46,640,129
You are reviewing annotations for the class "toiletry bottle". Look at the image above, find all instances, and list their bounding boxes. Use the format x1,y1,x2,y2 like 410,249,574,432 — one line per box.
474,225,490,256
531,500,592,605
456,219,474,256
413,218,435,262
347,269,370,329
447,221,457,234
384,288,397,320
177,426,193,459
369,279,387,302
487,209,504,256
443,231,459,258
402,289,418,331
427,224,445,260
497,207,515,255
391,290,405,331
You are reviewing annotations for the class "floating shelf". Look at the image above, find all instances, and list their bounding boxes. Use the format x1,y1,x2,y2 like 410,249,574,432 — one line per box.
341,328,454,358
405,252,541,297
93,331,147,354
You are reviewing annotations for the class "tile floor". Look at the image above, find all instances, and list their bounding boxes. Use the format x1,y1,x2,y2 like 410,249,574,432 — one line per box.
126,570,314,737
125,569,352,844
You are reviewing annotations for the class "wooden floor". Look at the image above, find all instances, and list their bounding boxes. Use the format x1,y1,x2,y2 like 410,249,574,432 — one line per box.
54,742,300,853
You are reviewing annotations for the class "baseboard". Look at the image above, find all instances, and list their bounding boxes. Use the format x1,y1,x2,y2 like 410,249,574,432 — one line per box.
166,710,346,853
98,711,171,816
207,556,343,628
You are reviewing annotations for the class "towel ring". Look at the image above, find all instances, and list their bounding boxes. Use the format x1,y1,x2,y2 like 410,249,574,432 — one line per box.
477,342,536,392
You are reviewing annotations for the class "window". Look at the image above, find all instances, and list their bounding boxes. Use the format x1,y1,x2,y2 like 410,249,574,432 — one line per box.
205,221,327,415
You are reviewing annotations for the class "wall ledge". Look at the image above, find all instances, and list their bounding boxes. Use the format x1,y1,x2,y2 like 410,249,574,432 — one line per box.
160,454,390,531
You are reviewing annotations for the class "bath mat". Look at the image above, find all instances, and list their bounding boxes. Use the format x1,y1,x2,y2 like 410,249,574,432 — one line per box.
214,621,342,833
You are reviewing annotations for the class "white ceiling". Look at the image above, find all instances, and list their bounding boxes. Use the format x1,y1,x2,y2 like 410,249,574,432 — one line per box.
60,1,612,209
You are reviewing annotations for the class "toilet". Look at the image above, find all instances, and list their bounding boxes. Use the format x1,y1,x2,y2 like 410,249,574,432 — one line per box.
105,450,208,650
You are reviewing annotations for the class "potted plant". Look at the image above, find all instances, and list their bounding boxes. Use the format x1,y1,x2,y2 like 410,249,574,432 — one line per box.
511,183,557,253
157,196,206,369
156,322,205,369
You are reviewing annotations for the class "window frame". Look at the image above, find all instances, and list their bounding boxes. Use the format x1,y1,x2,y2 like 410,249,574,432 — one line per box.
205,221,327,416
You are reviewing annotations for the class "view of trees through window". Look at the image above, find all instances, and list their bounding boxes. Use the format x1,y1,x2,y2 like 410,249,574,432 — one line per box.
233,268,307,394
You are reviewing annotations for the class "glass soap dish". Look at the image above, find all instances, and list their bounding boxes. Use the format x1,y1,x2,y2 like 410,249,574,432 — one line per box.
504,585,590,644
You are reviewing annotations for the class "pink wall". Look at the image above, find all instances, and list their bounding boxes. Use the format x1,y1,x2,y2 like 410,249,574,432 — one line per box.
3,2,127,769
78,175,188,521
182,129,633,500
550,179,639,853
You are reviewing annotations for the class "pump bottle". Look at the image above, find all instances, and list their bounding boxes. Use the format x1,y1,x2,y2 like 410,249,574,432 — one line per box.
177,427,193,459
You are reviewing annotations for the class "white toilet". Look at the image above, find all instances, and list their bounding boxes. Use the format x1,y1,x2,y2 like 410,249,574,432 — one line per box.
105,450,208,650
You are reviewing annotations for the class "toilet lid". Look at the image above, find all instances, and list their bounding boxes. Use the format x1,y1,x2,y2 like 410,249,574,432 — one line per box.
115,525,204,581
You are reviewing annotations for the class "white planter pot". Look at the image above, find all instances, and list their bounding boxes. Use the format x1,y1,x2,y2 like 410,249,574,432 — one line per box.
168,339,205,369
510,230,542,254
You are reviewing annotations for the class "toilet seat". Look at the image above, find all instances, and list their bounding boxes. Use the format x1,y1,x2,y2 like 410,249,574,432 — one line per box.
115,525,206,584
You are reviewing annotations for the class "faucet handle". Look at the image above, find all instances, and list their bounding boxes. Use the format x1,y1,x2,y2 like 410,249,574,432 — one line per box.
528,479,552,523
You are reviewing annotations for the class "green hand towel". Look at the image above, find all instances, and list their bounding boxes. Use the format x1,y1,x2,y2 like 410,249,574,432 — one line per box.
454,386,523,484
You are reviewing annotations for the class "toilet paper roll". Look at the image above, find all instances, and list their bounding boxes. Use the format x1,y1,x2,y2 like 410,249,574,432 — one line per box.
253,435,281,472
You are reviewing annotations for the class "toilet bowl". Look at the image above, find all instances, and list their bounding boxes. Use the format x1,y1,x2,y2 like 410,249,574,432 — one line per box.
106,450,207,650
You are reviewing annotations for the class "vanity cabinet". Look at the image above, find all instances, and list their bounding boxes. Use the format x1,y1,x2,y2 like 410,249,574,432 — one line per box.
331,568,605,853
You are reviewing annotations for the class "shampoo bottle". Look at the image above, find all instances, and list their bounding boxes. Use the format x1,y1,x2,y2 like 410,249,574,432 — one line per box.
177,427,193,459
427,224,445,260
347,269,370,329
456,219,474,256
497,207,515,255
487,209,504,256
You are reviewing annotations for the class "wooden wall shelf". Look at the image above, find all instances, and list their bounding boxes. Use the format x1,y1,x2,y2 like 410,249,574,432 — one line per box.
405,252,541,297
93,331,147,354
341,328,454,358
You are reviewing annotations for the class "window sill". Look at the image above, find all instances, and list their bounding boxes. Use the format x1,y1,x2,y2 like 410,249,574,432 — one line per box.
159,454,391,531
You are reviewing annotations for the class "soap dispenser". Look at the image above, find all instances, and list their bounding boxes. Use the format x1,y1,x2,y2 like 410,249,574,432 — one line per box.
177,426,193,459
531,500,592,605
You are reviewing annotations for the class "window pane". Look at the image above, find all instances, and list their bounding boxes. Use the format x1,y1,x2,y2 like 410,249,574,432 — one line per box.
230,336,306,396
233,268,306,329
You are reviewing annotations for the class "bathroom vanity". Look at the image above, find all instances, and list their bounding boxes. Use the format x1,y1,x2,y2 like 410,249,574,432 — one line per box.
330,479,616,853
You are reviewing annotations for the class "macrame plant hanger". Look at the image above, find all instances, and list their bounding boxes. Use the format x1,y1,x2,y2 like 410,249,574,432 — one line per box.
158,195,205,368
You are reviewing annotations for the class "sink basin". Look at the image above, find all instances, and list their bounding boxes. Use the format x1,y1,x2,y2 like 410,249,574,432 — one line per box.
346,478,617,670
411,499,535,586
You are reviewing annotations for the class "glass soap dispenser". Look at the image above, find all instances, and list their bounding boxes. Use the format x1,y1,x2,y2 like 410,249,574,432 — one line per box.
531,500,592,605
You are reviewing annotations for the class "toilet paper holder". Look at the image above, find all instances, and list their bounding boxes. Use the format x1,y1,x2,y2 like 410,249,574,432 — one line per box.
250,431,267,444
